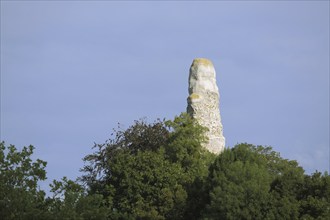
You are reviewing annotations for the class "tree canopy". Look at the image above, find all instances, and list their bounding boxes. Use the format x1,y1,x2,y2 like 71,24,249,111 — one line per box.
0,113,329,219
0,143,47,220
80,113,214,219
201,143,330,220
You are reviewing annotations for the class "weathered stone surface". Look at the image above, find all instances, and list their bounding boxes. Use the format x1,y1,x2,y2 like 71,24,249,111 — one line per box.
187,58,225,154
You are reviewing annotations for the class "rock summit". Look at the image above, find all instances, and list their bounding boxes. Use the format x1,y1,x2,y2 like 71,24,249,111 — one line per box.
187,58,225,154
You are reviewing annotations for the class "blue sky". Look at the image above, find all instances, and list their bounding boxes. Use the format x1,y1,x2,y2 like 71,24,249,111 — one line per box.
1,1,329,189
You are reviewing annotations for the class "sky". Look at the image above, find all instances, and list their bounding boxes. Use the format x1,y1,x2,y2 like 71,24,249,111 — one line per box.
1,1,329,191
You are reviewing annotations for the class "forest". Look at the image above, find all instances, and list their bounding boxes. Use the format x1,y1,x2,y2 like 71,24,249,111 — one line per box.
1,113,329,220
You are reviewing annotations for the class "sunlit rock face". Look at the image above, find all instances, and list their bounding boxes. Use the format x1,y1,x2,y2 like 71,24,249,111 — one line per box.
187,58,225,154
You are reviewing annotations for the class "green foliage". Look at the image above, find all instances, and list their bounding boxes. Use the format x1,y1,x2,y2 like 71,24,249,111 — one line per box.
202,144,275,220
202,143,330,220
104,150,187,219
298,172,330,219
165,113,214,178
0,142,108,220
1,115,329,220
0,142,47,220
45,177,109,220
80,118,170,192
81,113,213,219
164,113,216,219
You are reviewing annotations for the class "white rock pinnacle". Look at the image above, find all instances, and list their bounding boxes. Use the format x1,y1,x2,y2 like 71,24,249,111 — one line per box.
187,58,225,154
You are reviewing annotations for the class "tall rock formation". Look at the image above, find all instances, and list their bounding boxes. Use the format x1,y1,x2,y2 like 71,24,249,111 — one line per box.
187,58,225,154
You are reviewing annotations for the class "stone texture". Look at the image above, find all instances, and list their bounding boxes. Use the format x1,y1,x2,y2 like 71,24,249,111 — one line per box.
187,58,225,154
